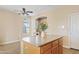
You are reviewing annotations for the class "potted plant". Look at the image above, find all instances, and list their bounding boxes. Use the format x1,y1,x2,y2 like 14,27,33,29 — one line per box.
38,22,48,39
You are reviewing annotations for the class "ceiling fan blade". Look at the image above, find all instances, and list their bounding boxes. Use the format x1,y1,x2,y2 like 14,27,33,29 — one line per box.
21,8,33,15
22,8,26,13
26,11,33,13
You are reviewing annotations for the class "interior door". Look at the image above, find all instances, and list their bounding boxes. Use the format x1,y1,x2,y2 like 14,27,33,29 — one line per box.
70,13,79,50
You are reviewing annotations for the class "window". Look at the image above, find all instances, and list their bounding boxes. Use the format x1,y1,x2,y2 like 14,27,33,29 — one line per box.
23,16,30,33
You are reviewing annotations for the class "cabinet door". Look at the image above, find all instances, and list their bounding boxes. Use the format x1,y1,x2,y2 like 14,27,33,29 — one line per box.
58,46,63,54
58,39,63,54
40,43,51,54
51,40,59,54
52,46,58,54
52,40,59,47
59,38,63,46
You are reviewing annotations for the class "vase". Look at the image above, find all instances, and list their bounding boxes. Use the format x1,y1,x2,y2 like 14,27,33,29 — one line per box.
41,31,45,39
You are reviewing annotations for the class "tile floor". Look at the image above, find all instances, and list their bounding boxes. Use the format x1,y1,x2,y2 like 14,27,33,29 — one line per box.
63,48,79,54
0,42,79,54
0,42,20,54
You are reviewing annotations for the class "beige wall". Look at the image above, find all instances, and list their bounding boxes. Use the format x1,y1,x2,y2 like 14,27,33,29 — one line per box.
0,9,23,44
32,6,79,48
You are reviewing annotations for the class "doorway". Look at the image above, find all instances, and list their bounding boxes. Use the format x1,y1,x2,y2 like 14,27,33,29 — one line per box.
68,13,79,50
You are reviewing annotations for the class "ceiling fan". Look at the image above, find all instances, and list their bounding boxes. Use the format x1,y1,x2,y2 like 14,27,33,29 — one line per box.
17,8,33,16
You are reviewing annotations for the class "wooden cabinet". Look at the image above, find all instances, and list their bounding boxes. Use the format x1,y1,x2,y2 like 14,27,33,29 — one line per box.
58,39,63,54
40,38,63,54
42,49,51,54
52,46,59,54
23,37,63,54
40,43,51,53
58,46,63,54
51,39,59,54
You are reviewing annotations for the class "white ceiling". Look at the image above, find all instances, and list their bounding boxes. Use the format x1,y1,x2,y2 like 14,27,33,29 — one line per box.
0,5,59,14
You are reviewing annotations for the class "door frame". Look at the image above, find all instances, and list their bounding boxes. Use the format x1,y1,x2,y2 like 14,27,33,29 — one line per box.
68,12,79,49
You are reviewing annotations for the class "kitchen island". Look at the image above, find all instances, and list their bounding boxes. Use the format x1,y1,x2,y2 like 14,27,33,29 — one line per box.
22,35,63,54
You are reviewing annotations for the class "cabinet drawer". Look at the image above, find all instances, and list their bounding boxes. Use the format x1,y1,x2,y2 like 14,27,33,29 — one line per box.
40,43,51,53
52,40,58,47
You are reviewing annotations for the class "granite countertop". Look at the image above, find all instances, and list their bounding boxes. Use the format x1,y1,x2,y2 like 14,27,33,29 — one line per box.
22,35,63,47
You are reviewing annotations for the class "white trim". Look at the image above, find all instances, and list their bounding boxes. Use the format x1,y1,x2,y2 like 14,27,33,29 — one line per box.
0,40,20,45
63,45,70,49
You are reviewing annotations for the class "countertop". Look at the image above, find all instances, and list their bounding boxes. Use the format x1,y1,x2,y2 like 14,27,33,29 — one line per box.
22,35,63,47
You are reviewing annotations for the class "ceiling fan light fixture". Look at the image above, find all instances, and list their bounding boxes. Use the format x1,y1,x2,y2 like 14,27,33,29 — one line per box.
16,8,33,16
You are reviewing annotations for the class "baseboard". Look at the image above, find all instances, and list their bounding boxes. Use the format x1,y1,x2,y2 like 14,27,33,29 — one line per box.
0,40,20,45
63,45,70,49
